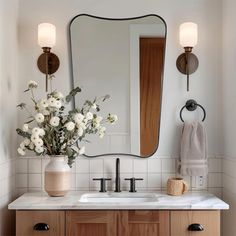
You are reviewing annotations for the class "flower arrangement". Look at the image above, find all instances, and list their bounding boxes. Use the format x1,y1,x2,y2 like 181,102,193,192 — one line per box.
16,80,118,167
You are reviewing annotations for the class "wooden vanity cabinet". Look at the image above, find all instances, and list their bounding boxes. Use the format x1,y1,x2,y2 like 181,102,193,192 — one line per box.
16,211,65,236
171,210,220,236
66,211,117,236
16,210,220,236
118,211,170,236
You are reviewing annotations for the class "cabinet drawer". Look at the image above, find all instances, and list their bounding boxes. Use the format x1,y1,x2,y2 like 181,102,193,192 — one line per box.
171,211,220,236
16,211,65,236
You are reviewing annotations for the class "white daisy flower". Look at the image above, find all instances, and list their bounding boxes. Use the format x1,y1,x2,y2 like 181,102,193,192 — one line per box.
29,142,34,150
39,128,45,136
74,113,84,124
35,113,44,123
31,134,39,143
96,116,103,123
65,121,75,131
92,103,97,110
48,97,57,107
77,127,84,137
38,99,48,108
55,100,62,109
86,112,93,120
22,124,29,132
108,114,118,123
34,138,43,147
23,138,31,146
50,117,60,127
98,126,106,138
17,147,26,156
28,80,38,89
20,142,26,150
35,146,44,154
32,127,41,134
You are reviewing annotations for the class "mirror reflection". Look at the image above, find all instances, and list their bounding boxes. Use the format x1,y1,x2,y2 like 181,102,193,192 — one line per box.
69,14,166,157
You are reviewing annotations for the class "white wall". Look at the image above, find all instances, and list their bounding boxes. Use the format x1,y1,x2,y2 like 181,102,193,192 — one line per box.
18,0,223,157
222,0,236,235
0,0,19,234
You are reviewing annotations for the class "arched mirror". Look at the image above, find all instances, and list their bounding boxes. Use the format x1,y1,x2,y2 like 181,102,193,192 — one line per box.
69,14,167,158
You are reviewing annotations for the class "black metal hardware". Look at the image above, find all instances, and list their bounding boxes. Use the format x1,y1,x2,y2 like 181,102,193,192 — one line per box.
114,158,121,192
125,177,143,192
180,99,206,122
33,223,50,231
176,47,199,92
93,178,111,192
188,223,204,231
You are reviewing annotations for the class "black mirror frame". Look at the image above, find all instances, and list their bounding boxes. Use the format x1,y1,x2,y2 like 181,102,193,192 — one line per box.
68,14,167,158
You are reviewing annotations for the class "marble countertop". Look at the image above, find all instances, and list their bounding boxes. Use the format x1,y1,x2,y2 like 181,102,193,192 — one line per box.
8,191,229,210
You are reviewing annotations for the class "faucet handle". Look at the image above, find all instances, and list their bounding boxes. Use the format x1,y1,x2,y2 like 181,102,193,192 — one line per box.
125,177,143,192
93,178,111,192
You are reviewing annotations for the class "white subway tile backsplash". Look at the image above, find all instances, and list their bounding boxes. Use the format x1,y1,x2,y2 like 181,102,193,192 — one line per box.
104,159,116,173
28,174,42,188
70,174,76,190
134,159,147,173
209,158,222,173
76,174,90,188
161,159,176,173
17,174,28,188
208,173,222,188
148,173,162,189
16,159,27,173
16,156,224,193
90,159,103,173
120,159,133,173
76,159,90,173
28,159,42,173
148,159,161,173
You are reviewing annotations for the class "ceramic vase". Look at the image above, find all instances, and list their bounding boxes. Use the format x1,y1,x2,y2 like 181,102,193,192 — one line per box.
44,155,71,197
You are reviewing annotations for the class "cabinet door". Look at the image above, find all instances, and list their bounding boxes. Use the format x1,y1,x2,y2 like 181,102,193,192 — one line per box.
66,211,117,236
16,211,65,236
171,211,220,236
118,210,170,236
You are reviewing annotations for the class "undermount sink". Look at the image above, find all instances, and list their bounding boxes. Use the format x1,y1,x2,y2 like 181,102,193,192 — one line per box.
79,192,159,204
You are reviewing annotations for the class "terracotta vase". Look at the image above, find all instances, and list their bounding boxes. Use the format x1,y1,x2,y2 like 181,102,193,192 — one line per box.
44,155,71,197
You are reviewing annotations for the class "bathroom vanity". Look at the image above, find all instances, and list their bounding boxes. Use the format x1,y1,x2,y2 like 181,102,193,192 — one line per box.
9,191,228,236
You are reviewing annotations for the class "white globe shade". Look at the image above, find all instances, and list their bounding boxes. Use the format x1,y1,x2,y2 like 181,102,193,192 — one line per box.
179,22,198,48
38,23,56,48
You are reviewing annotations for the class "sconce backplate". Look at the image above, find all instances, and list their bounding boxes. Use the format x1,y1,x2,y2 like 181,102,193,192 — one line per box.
37,52,60,75
176,53,199,75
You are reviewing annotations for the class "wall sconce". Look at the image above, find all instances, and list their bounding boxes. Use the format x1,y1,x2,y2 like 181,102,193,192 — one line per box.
37,23,60,92
176,22,199,91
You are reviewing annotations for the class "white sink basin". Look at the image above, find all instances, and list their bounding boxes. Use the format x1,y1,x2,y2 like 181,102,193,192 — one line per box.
79,192,159,204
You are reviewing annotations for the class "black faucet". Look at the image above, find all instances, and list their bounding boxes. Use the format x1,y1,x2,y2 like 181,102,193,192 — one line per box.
114,158,121,192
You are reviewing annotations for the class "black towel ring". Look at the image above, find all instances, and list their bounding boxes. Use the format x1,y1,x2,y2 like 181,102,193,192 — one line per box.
180,99,206,122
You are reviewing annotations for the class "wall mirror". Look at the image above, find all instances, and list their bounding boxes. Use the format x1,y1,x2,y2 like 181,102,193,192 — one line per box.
69,14,166,158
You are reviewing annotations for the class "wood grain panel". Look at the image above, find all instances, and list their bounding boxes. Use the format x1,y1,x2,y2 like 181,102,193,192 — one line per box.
140,38,165,156
16,210,65,236
171,210,220,236
66,210,117,236
118,210,170,236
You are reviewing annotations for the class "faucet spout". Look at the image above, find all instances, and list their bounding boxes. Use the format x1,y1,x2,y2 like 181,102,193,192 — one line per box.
114,158,121,192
